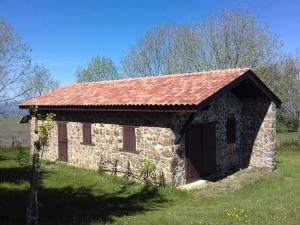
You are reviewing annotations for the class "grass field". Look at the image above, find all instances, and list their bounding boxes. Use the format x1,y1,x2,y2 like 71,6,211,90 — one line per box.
0,146,300,225
0,117,29,147
277,131,299,146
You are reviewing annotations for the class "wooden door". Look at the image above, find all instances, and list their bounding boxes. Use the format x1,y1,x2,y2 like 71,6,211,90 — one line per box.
185,122,216,183
201,122,216,176
185,124,203,183
57,122,68,162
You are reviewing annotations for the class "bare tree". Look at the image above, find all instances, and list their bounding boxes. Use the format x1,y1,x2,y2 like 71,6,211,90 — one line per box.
122,10,281,76
21,64,59,100
196,10,281,69
122,25,178,76
75,56,119,82
256,54,300,131
0,18,31,105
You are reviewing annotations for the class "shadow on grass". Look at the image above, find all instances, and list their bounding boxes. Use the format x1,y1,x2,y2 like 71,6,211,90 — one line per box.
0,166,167,225
0,166,31,184
0,155,10,161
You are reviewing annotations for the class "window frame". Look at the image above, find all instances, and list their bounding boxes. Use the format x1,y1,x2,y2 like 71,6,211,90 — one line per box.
121,125,137,153
81,122,94,146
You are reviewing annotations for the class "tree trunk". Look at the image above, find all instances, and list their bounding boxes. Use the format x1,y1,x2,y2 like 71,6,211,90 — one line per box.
26,152,39,225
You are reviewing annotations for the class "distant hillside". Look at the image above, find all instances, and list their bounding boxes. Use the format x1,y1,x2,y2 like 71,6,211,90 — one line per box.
0,101,28,119
0,117,30,147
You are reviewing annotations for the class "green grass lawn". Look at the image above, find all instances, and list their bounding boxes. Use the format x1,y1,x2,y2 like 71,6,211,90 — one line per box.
0,147,300,225
277,131,299,146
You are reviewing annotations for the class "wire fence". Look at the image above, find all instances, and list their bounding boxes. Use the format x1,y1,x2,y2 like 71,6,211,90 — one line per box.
0,138,30,148
97,158,167,188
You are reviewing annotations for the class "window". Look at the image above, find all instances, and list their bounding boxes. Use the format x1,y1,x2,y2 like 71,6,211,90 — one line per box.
81,123,93,145
122,126,136,153
226,115,236,144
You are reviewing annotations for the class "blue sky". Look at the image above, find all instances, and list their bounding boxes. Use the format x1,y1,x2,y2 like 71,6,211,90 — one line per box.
0,0,299,85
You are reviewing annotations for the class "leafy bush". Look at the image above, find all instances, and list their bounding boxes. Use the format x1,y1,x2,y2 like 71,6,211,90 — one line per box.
285,116,299,132
276,121,288,133
15,148,30,167
140,159,156,181
277,110,299,132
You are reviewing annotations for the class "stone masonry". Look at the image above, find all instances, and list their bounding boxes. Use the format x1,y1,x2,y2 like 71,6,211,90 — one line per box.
241,99,276,169
30,93,277,186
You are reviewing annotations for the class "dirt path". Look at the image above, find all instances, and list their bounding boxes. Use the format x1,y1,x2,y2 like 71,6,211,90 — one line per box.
198,168,272,196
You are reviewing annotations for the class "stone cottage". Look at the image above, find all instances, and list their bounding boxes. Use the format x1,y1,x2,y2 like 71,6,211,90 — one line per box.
20,68,281,186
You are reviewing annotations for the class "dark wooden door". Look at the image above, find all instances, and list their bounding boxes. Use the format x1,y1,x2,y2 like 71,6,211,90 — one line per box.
201,122,216,176
185,122,216,183
185,124,203,183
57,122,68,162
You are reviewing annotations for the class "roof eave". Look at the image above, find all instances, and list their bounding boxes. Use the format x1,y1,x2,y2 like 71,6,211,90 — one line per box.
19,104,198,113
247,70,282,108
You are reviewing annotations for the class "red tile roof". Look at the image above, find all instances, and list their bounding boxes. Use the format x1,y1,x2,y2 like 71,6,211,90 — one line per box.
20,68,251,109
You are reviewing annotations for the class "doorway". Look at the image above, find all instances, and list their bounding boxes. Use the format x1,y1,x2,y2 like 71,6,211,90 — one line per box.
57,122,68,162
185,122,216,183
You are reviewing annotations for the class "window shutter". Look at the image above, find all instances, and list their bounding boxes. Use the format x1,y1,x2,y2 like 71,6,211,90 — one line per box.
123,126,129,151
122,126,136,153
82,123,92,144
226,116,236,144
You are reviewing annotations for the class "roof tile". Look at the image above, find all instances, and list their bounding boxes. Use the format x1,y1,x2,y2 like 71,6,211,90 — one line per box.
20,68,250,108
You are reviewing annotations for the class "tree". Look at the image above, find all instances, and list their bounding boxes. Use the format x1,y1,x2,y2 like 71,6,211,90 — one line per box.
122,25,179,76
193,10,281,70
0,18,31,105
21,64,59,100
122,10,281,76
26,107,55,225
75,56,119,82
256,55,300,131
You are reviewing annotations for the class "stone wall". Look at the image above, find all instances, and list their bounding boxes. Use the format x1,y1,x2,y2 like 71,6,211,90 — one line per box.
33,111,181,184
30,93,277,186
169,95,276,185
241,99,276,169
171,93,243,185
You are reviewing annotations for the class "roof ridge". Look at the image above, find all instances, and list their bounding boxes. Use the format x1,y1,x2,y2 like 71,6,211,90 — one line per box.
75,67,250,86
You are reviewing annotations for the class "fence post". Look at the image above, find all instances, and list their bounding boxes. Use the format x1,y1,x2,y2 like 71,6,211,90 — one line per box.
111,159,118,176
124,161,132,179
